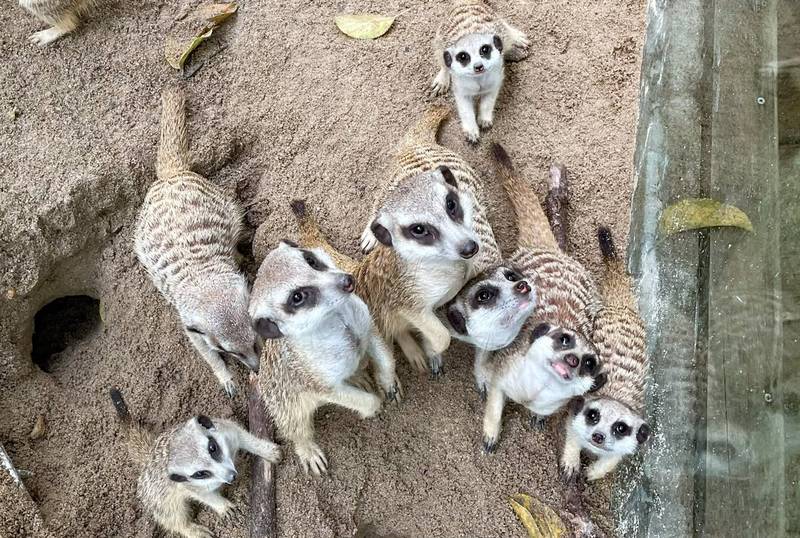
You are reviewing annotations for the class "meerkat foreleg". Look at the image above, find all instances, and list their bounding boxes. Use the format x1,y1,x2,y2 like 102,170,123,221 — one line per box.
154,506,213,538
186,331,236,397
367,329,402,402
453,90,480,143
25,8,80,47
327,384,382,419
395,330,429,372
560,428,582,482
586,455,623,482
287,399,328,475
481,384,505,453
477,84,501,130
500,20,531,59
431,66,451,95
221,420,281,463
189,489,233,517
473,348,490,399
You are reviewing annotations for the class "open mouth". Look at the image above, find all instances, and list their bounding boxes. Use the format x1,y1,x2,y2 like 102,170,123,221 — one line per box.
589,439,611,451
551,361,572,380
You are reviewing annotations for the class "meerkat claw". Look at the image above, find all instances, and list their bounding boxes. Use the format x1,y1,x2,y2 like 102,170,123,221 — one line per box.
482,435,498,454
560,465,578,484
222,380,237,399
478,117,493,130
530,414,547,431
429,355,444,378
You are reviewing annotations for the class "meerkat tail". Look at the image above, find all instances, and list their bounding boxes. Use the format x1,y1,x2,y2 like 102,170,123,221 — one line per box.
289,200,359,274
597,226,635,310
491,143,559,252
399,106,450,151
545,164,569,252
156,87,191,181
109,388,155,466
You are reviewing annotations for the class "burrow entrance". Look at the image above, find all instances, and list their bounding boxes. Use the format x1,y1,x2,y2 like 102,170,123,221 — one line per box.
30,295,101,373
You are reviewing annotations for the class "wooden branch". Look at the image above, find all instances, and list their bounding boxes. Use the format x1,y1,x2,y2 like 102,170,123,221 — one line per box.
545,164,569,253
0,442,23,489
247,374,277,538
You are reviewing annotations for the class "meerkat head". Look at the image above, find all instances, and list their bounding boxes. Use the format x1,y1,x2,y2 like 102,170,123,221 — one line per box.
445,264,536,350
182,272,261,373
443,33,504,78
249,241,360,340
369,166,480,265
167,416,239,492
568,396,650,457
527,322,604,394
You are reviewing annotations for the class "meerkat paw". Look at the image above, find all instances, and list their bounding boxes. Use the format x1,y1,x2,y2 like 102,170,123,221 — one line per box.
29,27,68,46
431,71,451,95
463,125,480,144
429,354,444,379
187,523,214,538
476,382,487,402
482,432,499,454
358,393,382,419
221,379,238,399
560,459,580,484
258,441,282,464
380,376,403,404
529,414,547,431
296,443,328,475
348,370,375,393
478,116,493,130
585,463,611,482
359,226,378,254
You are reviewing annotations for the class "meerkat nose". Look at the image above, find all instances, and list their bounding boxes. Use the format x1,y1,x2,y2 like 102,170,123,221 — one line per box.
339,274,355,293
459,240,479,259
228,469,238,483
474,63,484,73
592,432,605,445
564,354,579,368
514,281,531,295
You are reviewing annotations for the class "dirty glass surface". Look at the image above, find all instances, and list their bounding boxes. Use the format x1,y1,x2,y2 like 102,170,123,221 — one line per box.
625,0,798,536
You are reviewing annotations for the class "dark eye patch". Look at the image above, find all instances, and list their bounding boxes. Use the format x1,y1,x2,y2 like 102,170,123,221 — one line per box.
612,421,631,438
503,270,520,282
169,473,187,482
479,44,492,59
585,408,600,426
187,326,204,335
445,191,463,223
301,250,327,271
283,286,320,314
470,285,499,309
579,354,599,376
208,436,222,462
401,223,440,245
446,304,467,335
191,470,212,480
443,50,452,67
456,51,470,66
197,415,214,430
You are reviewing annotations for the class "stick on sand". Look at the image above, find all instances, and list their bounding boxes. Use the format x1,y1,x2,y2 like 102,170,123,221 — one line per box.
0,442,23,488
247,374,277,538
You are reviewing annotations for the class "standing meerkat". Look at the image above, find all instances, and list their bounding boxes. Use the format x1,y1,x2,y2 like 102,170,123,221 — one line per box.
135,87,260,397
19,0,91,46
249,232,401,474
297,107,501,376
447,144,605,452
561,228,650,482
431,0,530,143
109,388,280,538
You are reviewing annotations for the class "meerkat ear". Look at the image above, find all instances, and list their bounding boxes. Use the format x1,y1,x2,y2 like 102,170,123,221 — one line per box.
197,415,214,430
370,220,393,247
443,50,452,67
530,322,550,342
255,318,283,339
280,239,298,248
493,35,503,52
438,165,457,188
169,473,188,483
637,423,651,444
446,303,467,335
569,396,585,416
186,326,204,336
589,372,607,393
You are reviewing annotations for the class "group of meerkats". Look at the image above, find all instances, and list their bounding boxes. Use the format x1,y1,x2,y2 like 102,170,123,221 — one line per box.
19,0,651,536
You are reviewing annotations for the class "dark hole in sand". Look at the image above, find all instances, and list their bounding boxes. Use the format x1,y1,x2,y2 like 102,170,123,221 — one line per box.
31,295,101,373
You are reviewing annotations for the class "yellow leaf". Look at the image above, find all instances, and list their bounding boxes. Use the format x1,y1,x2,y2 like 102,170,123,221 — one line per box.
335,14,395,40
659,198,754,236
164,3,238,70
510,494,567,538
194,2,238,25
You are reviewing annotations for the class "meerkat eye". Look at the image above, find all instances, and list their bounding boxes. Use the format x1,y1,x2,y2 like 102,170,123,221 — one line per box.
445,192,463,222
480,44,491,56
560,333,573,346
613,422,631,437
303,252,326,271
207,436,222,461
477,289,495,303
456,51,470,64
504,270,519,282
305,254,317,268
586,409,600,425
291,291,305,305
410,224,428,237
191,470,212,479
582,355,597,371
446,198,456,211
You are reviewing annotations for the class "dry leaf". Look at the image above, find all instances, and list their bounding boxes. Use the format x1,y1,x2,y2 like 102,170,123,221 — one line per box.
659,198,754,236
335,14,395,40
165,3,238,70
30,415,46,440
510,494,567,538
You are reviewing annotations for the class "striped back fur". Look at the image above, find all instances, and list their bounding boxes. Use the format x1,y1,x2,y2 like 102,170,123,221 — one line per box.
436,1,500,48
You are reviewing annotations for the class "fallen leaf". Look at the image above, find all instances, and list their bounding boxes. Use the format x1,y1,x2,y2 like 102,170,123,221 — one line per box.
510,493,567,538
165,3,238,70
30,415,46,440
99,300,106,324
335,14,395,40
659,198,754,236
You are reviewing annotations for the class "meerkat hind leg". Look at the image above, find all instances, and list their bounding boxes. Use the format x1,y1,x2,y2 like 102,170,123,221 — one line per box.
395,330,429,372
154,508,213,538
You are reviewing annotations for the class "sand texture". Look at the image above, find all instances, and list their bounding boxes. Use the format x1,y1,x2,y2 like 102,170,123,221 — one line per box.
0,0,644,536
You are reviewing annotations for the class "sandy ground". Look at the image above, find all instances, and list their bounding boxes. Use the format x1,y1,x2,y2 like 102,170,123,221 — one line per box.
0,0,644,536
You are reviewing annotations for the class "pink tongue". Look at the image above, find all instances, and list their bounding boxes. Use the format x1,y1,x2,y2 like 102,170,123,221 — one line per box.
553,362,570,379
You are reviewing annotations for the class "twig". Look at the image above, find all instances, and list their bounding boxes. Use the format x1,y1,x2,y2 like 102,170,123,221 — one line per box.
0,442,23,488
247,374,277,538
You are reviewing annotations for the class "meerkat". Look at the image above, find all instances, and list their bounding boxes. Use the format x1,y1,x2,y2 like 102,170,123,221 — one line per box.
109,388,280,538
19,0,90,46
308,107,500,376
134,87,259,398
431,1,530,143
561,228,650,482
249,230,401,474
451,144,605,452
